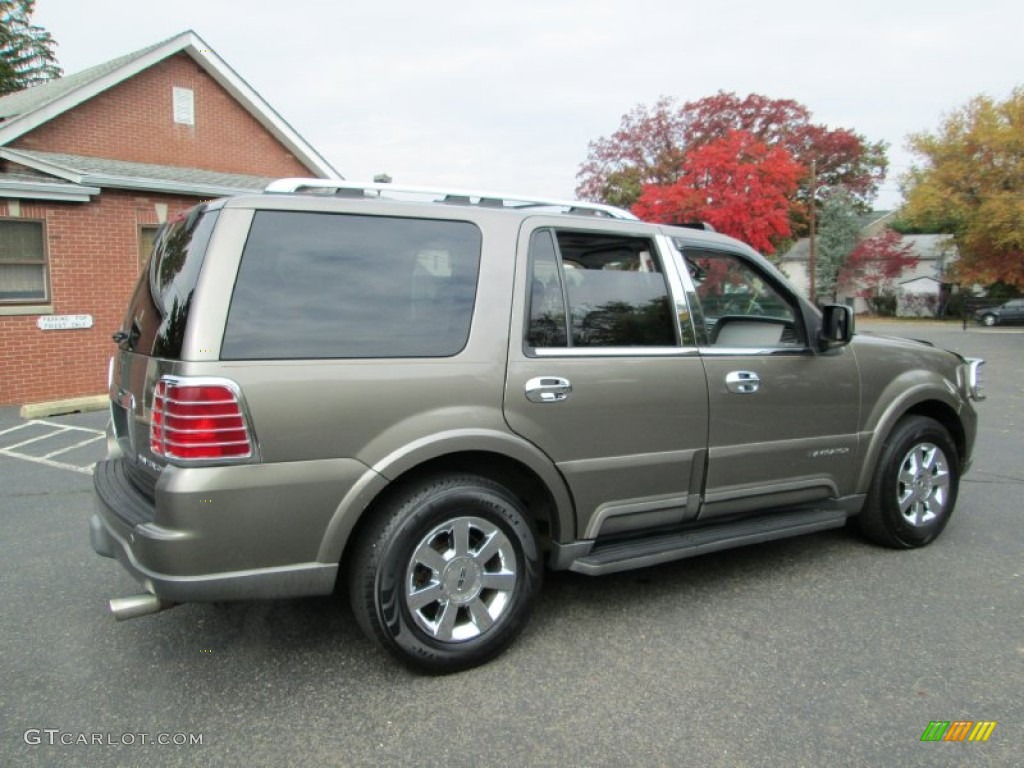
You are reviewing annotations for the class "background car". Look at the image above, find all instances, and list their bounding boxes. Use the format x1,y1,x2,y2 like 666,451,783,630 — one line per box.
976,298,1024,326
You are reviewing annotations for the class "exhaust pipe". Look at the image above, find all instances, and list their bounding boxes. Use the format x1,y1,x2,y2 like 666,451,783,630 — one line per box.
109,594,177,621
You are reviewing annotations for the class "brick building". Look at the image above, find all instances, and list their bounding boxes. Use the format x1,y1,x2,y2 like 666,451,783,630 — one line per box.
0,30,339,407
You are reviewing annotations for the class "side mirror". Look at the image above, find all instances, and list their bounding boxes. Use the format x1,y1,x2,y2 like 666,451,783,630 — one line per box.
818,304,854,351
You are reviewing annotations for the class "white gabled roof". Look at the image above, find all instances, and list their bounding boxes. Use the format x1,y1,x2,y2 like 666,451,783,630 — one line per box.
0,30,341,180
0,148,273,198
0,170,99,202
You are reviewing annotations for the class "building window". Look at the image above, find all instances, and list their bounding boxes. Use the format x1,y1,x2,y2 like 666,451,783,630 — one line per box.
139,224,160,269
173,87,194,125
0,219,48,303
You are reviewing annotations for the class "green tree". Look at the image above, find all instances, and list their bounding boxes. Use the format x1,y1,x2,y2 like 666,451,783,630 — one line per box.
815,188,860,303
0,0,60,96
901,87,1024,290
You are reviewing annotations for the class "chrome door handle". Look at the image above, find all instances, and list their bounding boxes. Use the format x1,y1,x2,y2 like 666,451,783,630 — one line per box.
725,370,760,394
525,376,572,403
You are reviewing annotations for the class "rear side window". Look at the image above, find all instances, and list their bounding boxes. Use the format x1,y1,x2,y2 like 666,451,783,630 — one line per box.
122,206,219,359
526,228,676,349
222,212,482,359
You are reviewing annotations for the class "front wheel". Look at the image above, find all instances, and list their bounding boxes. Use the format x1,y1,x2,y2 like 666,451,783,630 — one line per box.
980,313,997,327
856,416,960,548
349,474,542,673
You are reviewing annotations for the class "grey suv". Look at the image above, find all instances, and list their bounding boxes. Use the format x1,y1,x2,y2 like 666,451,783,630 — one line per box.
92,179,985,672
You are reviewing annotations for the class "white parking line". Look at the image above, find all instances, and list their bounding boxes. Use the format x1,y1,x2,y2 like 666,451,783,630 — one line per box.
40,434,106,459
0,451,95,475
0,419,106,475
0,420,105,436
3,426,72,450
0,422,37,436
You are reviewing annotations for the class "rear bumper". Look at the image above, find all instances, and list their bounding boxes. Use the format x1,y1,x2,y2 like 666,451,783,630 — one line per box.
91,458,341,603
89,510,337,602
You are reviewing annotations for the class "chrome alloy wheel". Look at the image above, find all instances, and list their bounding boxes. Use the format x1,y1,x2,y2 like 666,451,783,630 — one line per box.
896,442,951,527
405,516,518,643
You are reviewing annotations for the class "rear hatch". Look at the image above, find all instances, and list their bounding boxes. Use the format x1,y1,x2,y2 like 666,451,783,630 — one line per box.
108,204,220,497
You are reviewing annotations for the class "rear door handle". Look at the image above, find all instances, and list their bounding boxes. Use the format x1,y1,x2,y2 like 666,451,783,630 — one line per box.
725,370,760,394
525,376,572,403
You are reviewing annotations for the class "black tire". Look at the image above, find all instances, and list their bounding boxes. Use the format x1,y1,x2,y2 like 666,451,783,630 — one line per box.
980,313,997,327
856,416,960,548
349,474,542,673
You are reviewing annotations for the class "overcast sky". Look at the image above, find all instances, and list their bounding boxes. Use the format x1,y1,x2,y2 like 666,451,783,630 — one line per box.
34,0,1024,210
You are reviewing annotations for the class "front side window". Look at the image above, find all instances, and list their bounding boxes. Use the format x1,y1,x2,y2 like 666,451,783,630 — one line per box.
526,228,676,349
0,219,48,304
683,248,802,348
222,212,482,359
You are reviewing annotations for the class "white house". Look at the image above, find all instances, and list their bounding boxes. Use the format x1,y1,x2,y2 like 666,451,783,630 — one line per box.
777,212,957,316
897,276,945,316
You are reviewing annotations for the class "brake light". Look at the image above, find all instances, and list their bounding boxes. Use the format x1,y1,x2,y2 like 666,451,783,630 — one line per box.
150,378,254,460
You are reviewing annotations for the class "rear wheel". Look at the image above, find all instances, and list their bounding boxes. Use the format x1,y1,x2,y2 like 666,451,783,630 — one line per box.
856,416,960,548
349,474,542,673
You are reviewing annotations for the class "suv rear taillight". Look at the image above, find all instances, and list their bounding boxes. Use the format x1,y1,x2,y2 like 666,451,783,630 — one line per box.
150,378,255,461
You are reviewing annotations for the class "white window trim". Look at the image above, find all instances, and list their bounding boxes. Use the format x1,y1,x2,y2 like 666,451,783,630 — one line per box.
173,87,195,126
0,217,50,307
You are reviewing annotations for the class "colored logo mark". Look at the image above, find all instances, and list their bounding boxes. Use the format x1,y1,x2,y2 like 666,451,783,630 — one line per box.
920,720,997,742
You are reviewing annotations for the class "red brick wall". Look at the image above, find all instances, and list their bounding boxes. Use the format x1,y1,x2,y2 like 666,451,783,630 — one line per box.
12,53,314,177
0,191,199,406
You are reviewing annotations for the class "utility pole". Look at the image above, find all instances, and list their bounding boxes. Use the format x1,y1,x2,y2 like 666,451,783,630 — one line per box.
808,159,817,305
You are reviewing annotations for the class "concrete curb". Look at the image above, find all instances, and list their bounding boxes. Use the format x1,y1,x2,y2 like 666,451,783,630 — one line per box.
19,395,108,419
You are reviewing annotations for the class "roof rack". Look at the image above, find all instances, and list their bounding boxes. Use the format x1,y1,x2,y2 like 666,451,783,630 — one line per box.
263,178,638,220
672,221,716,232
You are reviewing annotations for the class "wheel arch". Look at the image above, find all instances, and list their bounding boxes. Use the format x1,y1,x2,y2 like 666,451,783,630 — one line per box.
857,387,967,493
317,431,575,569
902,400,966,468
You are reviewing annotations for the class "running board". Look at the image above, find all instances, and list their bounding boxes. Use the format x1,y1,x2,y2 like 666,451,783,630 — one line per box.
569,509,848,575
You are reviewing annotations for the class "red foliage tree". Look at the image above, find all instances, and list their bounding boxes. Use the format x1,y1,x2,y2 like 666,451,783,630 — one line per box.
839,229,919,296
574,96,689,209
680,93,887,206
632,130,803,254
576,91,888,233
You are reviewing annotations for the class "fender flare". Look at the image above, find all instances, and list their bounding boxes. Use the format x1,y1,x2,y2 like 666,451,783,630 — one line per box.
856,378,963,494
316,428,575,563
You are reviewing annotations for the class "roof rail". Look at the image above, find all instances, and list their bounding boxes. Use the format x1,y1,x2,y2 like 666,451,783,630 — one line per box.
263,178,638,220
672,221,716,232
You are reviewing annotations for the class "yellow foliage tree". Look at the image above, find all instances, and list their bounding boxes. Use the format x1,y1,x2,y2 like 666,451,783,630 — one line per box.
901,87,1024,290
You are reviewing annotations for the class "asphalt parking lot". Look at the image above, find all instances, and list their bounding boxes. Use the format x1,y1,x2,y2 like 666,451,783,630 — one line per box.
1,320,1021,767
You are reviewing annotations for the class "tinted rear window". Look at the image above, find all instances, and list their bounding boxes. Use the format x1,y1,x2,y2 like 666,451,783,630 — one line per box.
122,206,219,359
221,211,482,359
